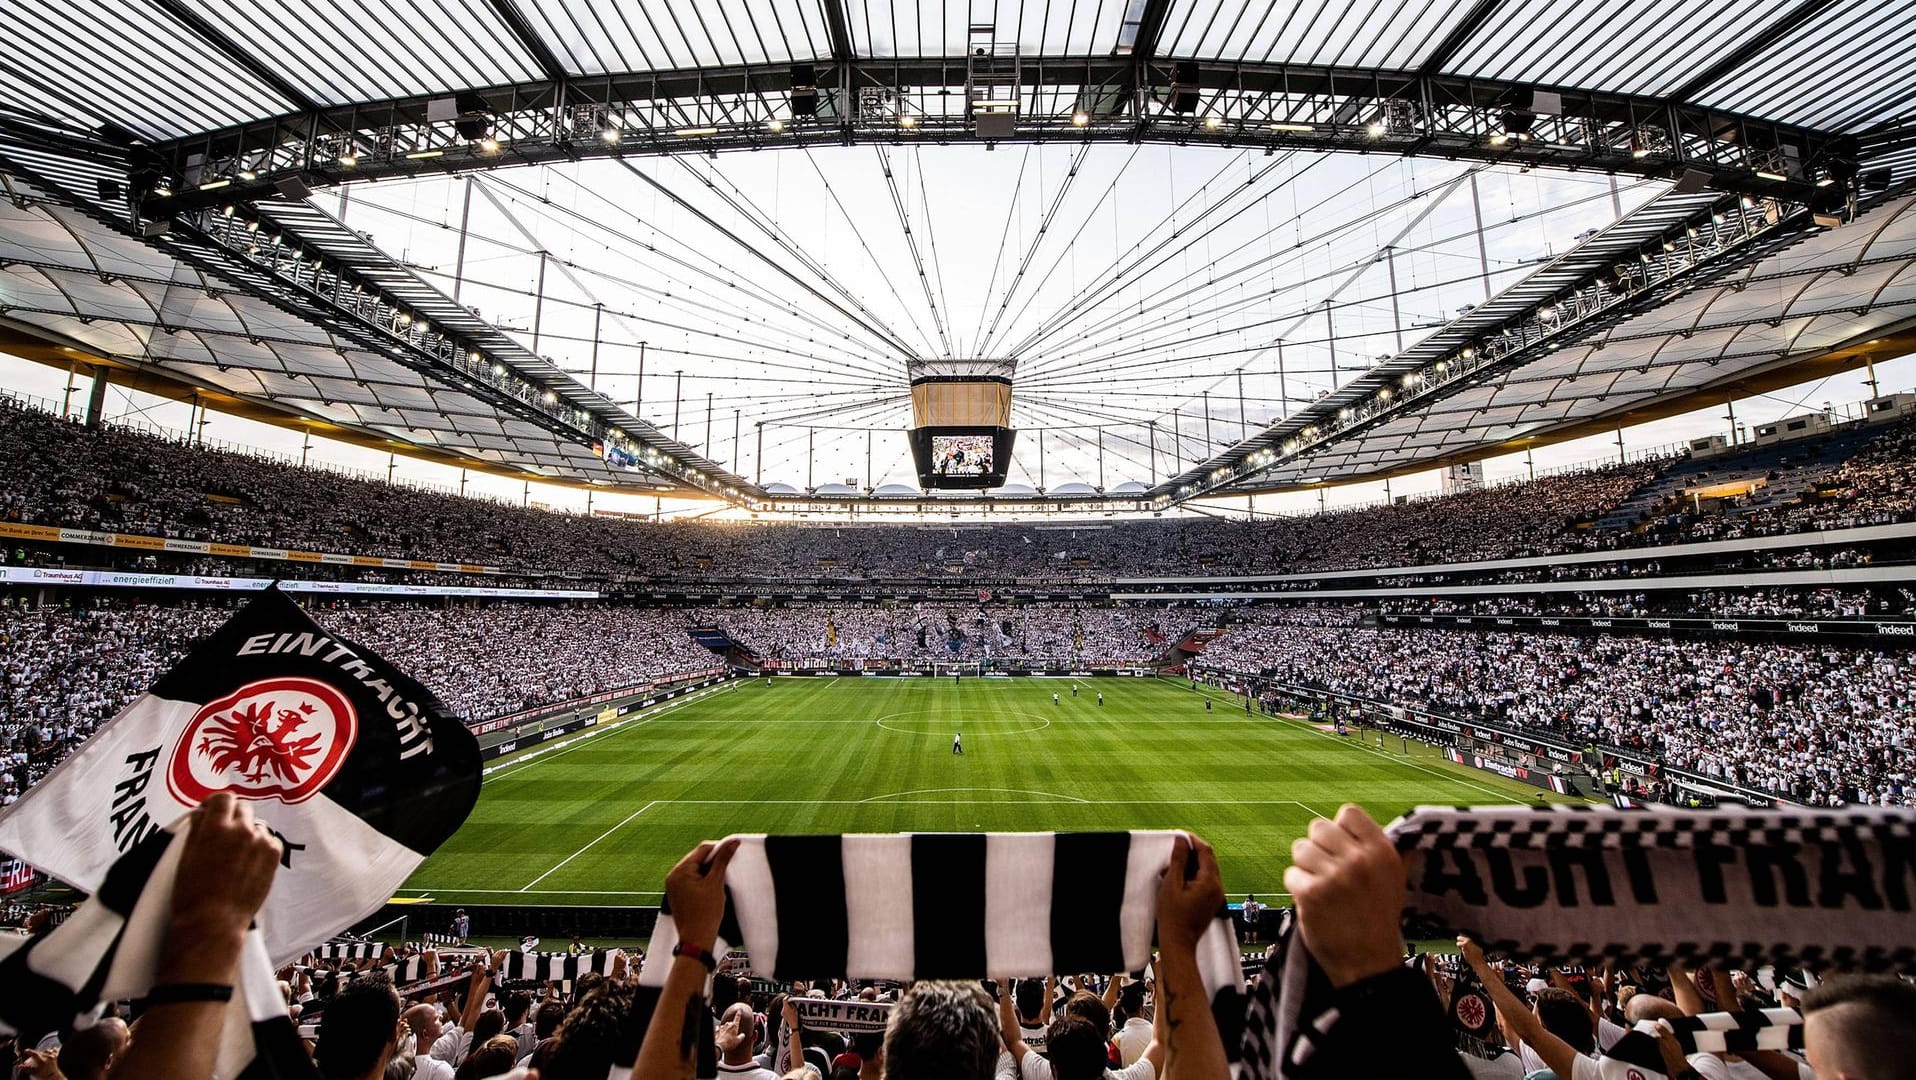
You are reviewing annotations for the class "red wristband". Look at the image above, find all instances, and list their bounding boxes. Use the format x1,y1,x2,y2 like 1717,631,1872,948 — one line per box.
672,942,718,970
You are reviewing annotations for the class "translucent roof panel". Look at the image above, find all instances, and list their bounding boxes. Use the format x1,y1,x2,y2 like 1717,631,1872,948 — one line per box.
180,0,544,105
519,0,835,72
1443,0,1803,98
1692,0,1916,131
853,0,1125,59
1155,0,1479,69
0,0,294,140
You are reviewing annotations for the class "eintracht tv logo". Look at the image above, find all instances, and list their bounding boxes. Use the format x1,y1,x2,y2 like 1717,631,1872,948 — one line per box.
167,677,359,805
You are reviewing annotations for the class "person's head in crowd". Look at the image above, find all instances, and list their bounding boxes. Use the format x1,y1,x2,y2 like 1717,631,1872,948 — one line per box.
717,1002,759,1064
55,1016,127,1080
1623,992,1683,1024
572,971,606,1004
383,1052,417,1080
533,1000,568,1041
399,1002,444,1054
502,990,533,1031
1117,980,1146,1021
1532,987,1595,1054
317,975,403,1080
1013,978,1046,1024
1802,974,1916,1080
850,1032,883,1078
453,1034,521,1080
880,980,999,1080
711,973,741,1015
1042,1014,1109,1080
544,983,637,1080
1059,990,1110,1036
468,1008,507,1048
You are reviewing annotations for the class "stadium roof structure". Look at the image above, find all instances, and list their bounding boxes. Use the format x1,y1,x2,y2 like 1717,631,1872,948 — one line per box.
1,0,1915,513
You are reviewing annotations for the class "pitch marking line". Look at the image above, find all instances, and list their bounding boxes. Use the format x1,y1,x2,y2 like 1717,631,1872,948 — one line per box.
873,710,1052,736
859,786,1089,803
520,800,661,892
1275,715,1531,806
483,683,730,782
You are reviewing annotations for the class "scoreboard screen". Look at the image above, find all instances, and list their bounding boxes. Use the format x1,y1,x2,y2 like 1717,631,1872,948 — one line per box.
909,426,1016,489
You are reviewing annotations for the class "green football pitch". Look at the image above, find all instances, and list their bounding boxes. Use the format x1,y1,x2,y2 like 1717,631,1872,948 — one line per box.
401,676,1577,908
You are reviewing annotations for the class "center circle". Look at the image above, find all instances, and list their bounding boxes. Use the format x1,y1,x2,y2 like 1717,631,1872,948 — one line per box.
873,710,1052,736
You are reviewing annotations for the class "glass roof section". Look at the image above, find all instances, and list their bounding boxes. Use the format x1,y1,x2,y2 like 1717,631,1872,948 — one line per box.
520,0,837,72
848,0,1125,59
1442,0,1802,98
1691,0,1916,131
1154,0,1477,69
0,0,294,140
1,1,1911,138
179,0,546,105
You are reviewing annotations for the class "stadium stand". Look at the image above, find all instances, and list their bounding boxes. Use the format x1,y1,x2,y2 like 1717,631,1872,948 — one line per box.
10,394,1916,585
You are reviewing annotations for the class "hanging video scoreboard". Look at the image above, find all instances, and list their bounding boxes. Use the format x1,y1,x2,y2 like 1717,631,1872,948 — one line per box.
907,358,1018,489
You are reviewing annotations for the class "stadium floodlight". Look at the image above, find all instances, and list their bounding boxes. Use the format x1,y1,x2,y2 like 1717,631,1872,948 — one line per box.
478,136,500,153
1270,122,1314,132
198,178,230,191
674,127,719,137
1204,115,1222,130
1071,109,1090,127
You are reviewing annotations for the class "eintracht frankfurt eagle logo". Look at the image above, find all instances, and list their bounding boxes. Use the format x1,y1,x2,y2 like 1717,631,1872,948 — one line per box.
167,677,358,805
1452,988,1491,1035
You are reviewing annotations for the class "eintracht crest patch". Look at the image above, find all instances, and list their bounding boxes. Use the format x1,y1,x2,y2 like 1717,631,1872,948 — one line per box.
168,676,358,805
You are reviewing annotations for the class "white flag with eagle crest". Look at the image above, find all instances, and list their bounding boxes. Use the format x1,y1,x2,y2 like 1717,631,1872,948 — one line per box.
0,587,482,1076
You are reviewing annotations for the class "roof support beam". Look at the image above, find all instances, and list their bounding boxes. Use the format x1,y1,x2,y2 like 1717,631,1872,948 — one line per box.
821,0,855,62
1120,0,1175,62
1417,0,1506,75
145,0,320,114
483,0,572,85
135,59,1844,215
1665,0,1838,104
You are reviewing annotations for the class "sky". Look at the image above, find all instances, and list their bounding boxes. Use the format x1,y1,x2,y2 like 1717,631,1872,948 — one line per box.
1,144,1910,520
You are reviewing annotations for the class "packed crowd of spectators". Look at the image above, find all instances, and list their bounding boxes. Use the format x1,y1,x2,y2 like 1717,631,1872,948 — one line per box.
17,394,1916,585
14,796,1907,1080
702,603,1201,665
0,599,721,800
1201,613,1916,807
1379,586,1916,619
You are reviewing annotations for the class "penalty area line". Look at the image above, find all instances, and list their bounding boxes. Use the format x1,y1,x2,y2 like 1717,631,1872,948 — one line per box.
519,800,661,892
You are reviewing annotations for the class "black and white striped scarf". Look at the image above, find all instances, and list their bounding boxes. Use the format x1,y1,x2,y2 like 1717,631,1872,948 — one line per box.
623,831,1245,1078
1654,1009,1804,1055
314,941,387,961
0,817,314,1079
499,949,621,983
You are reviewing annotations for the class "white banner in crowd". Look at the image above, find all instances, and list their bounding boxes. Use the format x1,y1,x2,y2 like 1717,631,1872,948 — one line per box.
789,997,894,1034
